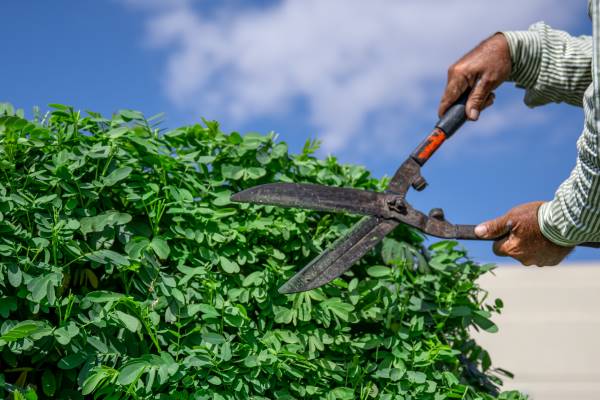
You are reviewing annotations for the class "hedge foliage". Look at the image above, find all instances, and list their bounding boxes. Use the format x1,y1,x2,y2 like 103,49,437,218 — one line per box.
0,103,526,399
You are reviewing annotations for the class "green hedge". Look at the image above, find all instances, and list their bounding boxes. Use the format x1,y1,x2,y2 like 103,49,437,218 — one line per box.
0,103,526,399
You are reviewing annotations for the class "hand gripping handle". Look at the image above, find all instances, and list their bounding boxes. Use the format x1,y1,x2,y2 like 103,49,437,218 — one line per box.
454,224,600,248
410,90,470,166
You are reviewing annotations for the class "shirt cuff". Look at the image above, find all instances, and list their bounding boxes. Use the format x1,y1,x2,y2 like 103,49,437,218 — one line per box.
502,30,543,89
537,201,580,247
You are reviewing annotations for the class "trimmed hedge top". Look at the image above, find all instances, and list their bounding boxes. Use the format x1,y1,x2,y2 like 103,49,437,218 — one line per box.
0,103,526,399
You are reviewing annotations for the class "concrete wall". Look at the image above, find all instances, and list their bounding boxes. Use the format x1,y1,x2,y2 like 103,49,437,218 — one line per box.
474,264,600,400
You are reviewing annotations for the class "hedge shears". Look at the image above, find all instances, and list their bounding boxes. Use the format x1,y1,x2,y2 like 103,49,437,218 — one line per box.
231,93,598,294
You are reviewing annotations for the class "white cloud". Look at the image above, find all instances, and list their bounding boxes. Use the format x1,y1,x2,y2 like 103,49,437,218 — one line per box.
126,0,583,156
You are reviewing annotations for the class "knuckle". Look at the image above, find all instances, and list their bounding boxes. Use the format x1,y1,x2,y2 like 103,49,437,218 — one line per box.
478,76,494,88
469,92,486,104
448,64,460,75
470,97,484,106
486,73,502,84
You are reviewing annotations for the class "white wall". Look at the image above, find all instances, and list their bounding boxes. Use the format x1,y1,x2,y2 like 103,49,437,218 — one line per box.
474,264,600,400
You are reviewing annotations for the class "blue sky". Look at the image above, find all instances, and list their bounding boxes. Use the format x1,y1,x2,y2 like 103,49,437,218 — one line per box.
1,1,596,264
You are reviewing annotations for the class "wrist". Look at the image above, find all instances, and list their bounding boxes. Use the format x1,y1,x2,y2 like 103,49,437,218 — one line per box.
502,30,542,88
537,202,579,247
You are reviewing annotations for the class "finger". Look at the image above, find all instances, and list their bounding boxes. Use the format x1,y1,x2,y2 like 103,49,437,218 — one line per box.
438,71,470,117
482,92,495,110
475,215,512,239
466,77,495,120
492,236,510,257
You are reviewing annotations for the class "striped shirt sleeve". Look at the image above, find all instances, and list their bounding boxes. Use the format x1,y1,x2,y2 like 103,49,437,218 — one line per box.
504,19,600,246
503,22,592,108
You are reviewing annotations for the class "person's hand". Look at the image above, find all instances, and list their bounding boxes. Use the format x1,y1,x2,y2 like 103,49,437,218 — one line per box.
439,33,512,120
474,201,573,266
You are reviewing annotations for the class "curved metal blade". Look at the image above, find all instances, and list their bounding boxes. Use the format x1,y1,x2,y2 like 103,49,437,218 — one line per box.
278,216,398,294
231,183,394,218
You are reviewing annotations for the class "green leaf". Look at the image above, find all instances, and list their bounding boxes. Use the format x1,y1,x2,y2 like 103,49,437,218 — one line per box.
84,290,125,303
35,194,57,205
450,306,472,317
15,388,38,400
271,143,288,158
366,265,391,277
321,298,354,321
87,249,130,266
107,126,129,139
103,166,132,186
82,368,109,395
118,109,144,121
220,341,232,362
202,332,226,345
244,167,266,179
273,306,294,324
381,238,407,265
473,310,499,333
87,336,109,353
7,263,22,287
54,322,80,345
329,387,354,400
0,296,17,318
150,237,170,260
41,369,57,396
27,272,61,304
407,371,427,384
242,271,263,287
58,352,88,370
220,256,240,273
80,211,132,235
442,371,459,386
222,164,244,180
118,361,148,385
125,237,150,259
0,321,47,344
114,310,141,332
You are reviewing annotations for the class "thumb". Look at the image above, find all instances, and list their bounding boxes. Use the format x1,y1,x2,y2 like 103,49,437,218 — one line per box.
475,214,511,239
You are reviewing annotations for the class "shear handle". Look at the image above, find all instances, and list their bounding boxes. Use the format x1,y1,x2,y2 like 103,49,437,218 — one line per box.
410,90,470,166
454,224,600,248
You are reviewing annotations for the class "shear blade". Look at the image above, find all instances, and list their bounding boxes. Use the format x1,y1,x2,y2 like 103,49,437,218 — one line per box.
278,216,398,293
231,182,393,218
231,182,401,293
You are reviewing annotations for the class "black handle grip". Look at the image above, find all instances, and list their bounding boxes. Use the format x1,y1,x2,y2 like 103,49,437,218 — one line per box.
436,90,470,138
410,89,472,166
454,224,600,248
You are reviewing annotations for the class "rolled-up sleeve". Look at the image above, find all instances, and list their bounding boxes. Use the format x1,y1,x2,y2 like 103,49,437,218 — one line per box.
503,22,592,108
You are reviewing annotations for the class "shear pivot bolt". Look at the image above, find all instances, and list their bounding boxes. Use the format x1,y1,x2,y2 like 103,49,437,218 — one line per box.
429,208,445,221
387,197,407,214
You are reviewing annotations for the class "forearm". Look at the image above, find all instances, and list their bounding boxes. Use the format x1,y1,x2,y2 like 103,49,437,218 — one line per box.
503,23,592,108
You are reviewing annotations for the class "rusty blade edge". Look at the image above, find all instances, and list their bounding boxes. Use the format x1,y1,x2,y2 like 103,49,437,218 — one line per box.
278,216,399,293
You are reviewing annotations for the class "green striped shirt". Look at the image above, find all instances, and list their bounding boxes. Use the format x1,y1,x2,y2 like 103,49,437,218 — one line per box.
503,1,600,246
